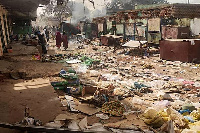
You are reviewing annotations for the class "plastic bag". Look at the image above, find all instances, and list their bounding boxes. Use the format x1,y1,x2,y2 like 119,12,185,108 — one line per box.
76,64,88,74
190,109,200,120
141,108,166,128
167,107,188,128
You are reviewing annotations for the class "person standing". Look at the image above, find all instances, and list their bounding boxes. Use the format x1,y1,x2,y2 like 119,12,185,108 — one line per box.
37,33,47,55
41,34,47,54
52,26,56,40
56,31,62,49
45,28,50,42
39,34,47,54
62,32,68,50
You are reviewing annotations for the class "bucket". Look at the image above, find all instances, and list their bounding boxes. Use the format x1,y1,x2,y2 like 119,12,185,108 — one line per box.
7,49,13,53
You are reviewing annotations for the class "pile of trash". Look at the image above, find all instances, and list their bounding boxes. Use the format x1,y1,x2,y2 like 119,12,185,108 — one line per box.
80,56,100,67
41,54,101,69
51,69,82,95
49,69,154,132
141,102,200,132
46,43,200,132
41,54,73,62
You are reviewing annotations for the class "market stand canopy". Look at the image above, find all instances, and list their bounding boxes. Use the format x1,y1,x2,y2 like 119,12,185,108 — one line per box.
0,0,50,20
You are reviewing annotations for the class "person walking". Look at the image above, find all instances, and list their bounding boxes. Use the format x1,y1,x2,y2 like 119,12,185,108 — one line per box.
62,32,68,50
56,31,62,49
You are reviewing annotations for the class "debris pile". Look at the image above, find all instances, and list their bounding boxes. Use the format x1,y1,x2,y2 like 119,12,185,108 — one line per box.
4,40,200,133
47,43,200,132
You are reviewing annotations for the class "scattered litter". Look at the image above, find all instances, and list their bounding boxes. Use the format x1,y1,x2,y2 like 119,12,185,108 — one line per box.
45,121,64,128
102,101,125,116
38,40,200,132
66,59,81,64
18,107,42,126
68,120,80,130
79,116,107,132
55,114,76,121
96,114,109,120
74,104,101,115
65,95,79,112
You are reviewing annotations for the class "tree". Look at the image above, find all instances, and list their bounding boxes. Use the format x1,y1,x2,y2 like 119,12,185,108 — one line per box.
107,0,168,13
42,0,72,24
38,0,97,25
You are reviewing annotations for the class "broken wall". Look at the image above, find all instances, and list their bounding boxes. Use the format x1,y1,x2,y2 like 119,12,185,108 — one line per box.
98,23,103,32
116,24,123,35
162,26,190,39
107,21,112,32
125,23,134,36
148,18,160,32
147,18,161,44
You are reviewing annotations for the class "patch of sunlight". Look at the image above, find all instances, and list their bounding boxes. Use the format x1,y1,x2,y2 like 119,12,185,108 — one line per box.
14,79,50,90
48,97,60,102
27,83,50,89
14,85,27,90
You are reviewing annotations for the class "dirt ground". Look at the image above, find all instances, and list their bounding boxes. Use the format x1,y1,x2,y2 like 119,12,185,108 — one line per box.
0,41,73,133
1,39,200,132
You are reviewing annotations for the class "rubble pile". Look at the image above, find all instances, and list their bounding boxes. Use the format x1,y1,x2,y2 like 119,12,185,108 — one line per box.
46,43,200,132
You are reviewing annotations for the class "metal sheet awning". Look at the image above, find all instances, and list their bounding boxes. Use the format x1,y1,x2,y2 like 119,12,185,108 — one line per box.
0,0,50,19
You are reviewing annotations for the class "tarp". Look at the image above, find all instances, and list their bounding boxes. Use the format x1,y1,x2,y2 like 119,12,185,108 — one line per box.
122,40,147,47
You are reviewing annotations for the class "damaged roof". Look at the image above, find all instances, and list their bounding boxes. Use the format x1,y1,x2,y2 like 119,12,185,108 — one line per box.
93,4,200,23
121,4,200,19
